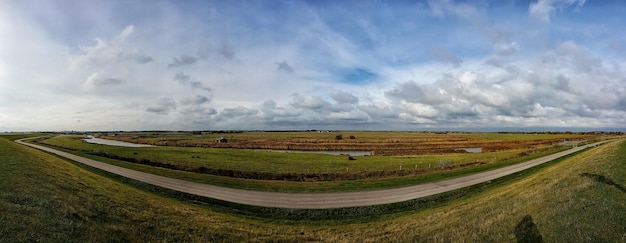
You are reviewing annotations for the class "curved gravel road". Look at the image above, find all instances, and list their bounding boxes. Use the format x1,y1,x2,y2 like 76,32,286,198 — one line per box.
16,138,606,209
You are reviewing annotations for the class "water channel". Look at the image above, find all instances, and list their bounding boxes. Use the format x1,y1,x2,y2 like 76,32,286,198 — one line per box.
83,136,154,148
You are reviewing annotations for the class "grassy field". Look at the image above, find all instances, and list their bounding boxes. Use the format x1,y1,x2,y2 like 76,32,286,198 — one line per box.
36,135,575,192
41,135,532,174
2,134,625,241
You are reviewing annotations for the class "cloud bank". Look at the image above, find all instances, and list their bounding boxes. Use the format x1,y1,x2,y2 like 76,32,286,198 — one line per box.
0,0,624,132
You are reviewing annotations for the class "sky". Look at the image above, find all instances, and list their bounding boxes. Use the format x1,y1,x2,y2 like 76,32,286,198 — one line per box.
1,0,625,132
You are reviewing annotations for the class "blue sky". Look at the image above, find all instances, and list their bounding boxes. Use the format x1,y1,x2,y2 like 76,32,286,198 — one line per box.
1,0,625,131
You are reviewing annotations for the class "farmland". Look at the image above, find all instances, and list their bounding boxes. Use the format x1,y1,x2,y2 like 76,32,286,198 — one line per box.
33,131,608,192
2,133,625,241
96,131,596,155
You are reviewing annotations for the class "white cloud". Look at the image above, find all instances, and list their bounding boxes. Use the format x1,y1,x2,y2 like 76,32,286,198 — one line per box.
529,0,586,23
69,25,150,71
402,101,439,118
427,0,483,20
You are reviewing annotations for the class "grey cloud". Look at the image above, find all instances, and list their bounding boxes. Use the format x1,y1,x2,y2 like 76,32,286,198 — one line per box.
555,75,571,92
173,72,191,84
331,91,359,104
180,95,210,105
219,106,259,119
275,61,294,73
85,73,124,88
218,43,236,60
261,100,301,120
180,106,217,116
176,106,218,130
556,41,599,73
146,97,176,115
146,106,170,115
197,42,238,61
134,54,154,64
431,47,462,67
262,100,277,110
168,55,197,68
290,94,331,111
359,103,398,119
172,72,212,92
93,78,124,86
385,81,425,103
190,81,212,92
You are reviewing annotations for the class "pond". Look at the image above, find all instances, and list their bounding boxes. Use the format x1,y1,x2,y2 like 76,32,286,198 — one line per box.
461,147,482,153
83,136,154,148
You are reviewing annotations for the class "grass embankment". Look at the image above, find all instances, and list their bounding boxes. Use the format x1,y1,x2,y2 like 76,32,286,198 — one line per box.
0,134,303,241
3,134,625,241
37,135,566,192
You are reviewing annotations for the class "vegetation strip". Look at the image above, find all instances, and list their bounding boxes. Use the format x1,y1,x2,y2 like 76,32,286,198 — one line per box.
15,137,608,209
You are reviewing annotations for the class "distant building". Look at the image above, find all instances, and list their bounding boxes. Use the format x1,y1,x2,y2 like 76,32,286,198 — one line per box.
215,137,228,143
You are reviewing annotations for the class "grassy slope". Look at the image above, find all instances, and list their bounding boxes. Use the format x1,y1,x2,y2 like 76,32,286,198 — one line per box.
2,135,624,241
0,135,288,241
352,139,626,241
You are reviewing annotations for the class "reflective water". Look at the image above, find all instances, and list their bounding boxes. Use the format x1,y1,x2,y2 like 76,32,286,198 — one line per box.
83,136,154,147
462,147,482,153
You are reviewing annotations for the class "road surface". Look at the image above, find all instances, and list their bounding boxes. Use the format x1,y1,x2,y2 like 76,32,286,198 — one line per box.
16,138,606,209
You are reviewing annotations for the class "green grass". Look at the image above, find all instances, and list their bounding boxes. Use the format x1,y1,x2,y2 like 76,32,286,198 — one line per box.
34,135,570,193
2,134,624,241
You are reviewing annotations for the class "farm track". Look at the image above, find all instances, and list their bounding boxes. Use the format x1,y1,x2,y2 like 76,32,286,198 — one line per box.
16,138,607,209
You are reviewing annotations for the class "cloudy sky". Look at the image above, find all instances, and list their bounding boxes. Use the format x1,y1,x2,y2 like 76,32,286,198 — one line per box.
1,0,625,131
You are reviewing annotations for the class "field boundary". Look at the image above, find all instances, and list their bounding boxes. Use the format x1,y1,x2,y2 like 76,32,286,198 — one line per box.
15,137,608,209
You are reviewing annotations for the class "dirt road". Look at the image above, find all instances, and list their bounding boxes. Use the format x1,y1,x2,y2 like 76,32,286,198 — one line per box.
16,138,606,209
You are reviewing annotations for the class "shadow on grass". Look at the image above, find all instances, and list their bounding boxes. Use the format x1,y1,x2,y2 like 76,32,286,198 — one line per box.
580,173,626,193
515,215,543,243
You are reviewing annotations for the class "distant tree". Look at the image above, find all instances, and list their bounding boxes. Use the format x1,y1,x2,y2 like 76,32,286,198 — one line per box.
335,134,343,140
349,135,356,139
